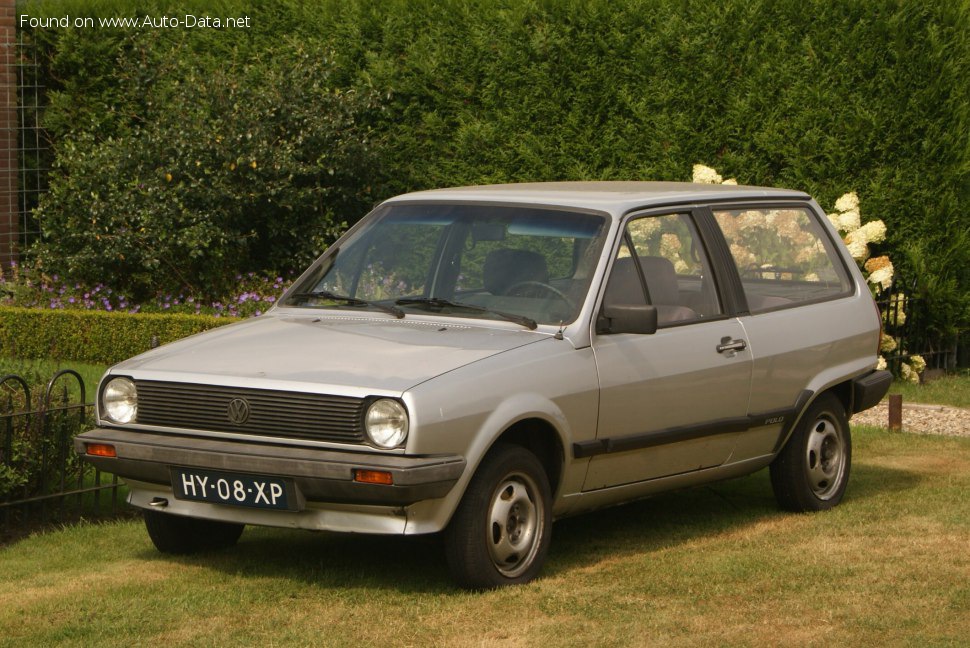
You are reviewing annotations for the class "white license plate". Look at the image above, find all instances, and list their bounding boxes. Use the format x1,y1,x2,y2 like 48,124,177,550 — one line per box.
171,468,295,511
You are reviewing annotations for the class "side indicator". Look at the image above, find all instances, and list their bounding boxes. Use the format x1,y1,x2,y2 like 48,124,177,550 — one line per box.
86,443,117,458
354,469,393,485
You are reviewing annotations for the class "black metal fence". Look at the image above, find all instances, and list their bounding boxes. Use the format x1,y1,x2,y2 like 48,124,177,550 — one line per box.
0,370,123,540
876,278,961,377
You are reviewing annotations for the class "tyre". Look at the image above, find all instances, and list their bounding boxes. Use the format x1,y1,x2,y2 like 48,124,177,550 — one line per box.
444,444,552,589
144,509,245,554
770,393,851,512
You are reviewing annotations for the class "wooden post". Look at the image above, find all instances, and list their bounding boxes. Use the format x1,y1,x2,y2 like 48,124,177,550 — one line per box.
888,394,903,432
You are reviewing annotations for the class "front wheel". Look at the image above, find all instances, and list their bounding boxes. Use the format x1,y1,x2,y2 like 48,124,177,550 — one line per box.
770,393,851,512
444,444,552,589
144,509,244,554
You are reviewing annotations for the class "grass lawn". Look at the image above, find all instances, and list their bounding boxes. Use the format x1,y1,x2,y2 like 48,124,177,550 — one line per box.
889,371,970,409
0,426,967,647
0,356,107,405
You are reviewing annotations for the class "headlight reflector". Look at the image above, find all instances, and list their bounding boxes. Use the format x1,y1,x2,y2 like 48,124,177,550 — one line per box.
364,399,409,448
102,377,138,424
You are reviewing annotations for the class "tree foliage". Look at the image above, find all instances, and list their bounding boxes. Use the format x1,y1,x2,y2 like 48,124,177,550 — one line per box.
19,0,970,332
30,27,382,298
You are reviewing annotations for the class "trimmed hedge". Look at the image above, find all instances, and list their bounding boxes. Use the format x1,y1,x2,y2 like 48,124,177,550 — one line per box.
0,307,236,365
16,0,970,336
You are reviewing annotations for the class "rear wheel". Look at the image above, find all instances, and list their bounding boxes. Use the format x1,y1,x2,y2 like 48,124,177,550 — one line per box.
445,444,552,589
770,393,851,512
144,509,244,554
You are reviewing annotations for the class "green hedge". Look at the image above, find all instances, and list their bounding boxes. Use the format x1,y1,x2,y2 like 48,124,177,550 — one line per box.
0,307,236,365
16,0,970,335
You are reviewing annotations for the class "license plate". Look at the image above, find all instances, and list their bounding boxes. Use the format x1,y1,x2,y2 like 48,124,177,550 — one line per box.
171,468,296,511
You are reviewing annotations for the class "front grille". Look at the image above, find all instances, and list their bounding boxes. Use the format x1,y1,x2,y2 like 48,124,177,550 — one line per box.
134,381,366,444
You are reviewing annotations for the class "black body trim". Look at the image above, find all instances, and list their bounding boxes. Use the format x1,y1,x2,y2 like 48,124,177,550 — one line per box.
694,207,750,316
573,407,798,459
772,389,815,453
851,370,892,414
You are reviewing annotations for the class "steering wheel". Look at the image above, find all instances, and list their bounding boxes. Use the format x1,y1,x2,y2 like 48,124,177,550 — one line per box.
502,281,575,310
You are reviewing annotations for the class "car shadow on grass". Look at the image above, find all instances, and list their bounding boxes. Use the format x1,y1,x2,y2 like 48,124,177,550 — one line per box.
134,462,923,593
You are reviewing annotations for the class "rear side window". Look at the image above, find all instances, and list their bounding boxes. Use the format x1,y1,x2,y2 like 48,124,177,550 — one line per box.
712,207,851,312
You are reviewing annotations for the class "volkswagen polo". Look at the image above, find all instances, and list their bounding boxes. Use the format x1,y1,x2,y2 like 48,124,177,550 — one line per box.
76,182,891,588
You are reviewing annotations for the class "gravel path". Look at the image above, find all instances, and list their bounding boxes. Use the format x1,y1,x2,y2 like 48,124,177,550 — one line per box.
851,400,970,438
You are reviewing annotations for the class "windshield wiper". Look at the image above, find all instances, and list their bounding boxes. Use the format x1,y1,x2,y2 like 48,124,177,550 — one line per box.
291,290,405,319
395,297,537,330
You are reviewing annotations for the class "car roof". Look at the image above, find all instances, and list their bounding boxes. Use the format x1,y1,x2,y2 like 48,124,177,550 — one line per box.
383,181,811,215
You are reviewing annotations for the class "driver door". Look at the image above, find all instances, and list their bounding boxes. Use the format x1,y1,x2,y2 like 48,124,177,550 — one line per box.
583,211,752,490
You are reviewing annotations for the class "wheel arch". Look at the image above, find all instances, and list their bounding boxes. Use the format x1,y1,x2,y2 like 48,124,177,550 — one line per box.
774,378,853,455
492,417,565,497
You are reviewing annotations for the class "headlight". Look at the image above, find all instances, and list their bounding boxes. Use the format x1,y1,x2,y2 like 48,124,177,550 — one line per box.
364,398,409,448
102,377,138,424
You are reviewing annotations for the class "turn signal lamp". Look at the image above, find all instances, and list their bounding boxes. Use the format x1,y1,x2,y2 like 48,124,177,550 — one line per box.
86,443,117,458
354,470,393,485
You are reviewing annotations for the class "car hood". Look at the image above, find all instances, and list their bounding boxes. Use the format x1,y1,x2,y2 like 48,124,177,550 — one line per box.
110,312,548,395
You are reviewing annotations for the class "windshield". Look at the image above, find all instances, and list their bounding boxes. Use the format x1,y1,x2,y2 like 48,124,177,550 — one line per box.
283,203,609,326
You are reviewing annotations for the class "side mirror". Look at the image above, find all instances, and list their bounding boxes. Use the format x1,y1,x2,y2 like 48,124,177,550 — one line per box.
597,304,658,335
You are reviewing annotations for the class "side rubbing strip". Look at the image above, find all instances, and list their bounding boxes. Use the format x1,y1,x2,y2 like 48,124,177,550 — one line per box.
772,389,814,453
573,405,802,460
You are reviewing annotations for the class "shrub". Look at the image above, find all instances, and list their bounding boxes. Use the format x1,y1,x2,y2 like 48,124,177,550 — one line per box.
0,395,87,501
31,35,382,300
0,307,236,365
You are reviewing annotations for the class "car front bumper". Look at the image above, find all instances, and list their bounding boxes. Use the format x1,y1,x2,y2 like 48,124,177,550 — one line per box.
74,428,466,509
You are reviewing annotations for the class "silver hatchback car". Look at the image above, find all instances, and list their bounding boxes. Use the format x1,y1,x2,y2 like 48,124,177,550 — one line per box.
77,182,891,588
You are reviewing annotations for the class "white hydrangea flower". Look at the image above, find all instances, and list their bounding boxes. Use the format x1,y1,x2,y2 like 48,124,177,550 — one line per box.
827,213,843,231
880,333,897,353
901,363,919,384
739,210,767,230
859,219,887,244
876,356,887,371
910,355,926,374
838,208,861,232
845,239,869,261
661,232,682,255
721,178,738,185
692,164,722,184
834,192,859,213
868,265,894,292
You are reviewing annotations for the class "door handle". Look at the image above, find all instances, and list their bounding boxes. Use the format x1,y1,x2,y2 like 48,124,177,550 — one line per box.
716,337,747,354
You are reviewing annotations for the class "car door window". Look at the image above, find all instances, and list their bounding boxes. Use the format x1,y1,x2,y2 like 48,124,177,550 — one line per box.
604,213,721,327
712,207,852,312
